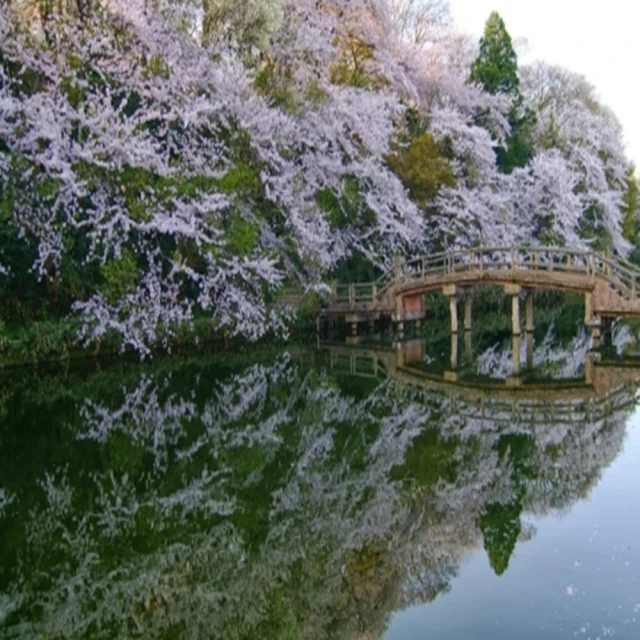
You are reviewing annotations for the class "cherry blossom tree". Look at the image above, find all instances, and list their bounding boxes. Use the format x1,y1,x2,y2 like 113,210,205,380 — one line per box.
521,62,631,253
0,0,424,353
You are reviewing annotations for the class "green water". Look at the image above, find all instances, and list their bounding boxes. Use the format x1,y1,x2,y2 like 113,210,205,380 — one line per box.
1,317,640,639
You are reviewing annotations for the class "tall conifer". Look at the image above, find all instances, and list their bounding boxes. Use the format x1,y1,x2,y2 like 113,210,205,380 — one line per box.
470,12,534,174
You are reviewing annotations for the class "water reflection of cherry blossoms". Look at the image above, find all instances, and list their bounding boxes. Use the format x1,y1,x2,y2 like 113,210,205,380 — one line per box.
0,340,637,639
476,321,639,380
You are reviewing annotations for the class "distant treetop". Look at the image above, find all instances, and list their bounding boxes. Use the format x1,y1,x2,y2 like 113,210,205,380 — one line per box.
470,11,521,101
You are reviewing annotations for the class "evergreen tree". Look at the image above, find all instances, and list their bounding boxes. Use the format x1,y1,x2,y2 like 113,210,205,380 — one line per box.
470,11,534,174
479,501,523,576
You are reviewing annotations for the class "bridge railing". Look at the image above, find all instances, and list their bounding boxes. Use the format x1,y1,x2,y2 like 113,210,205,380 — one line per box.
334,283,379,306
321,247,640,307
599,255,639,298
399,247,640,300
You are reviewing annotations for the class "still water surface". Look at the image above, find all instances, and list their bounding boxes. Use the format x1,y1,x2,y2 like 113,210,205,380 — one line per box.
1,314,640,639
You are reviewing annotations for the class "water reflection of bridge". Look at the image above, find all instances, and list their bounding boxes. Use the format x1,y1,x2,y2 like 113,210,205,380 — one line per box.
313,340,640,419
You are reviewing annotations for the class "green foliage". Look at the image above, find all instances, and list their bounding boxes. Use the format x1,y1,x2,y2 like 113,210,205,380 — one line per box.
317,177,388,282
496,110,536,174
622,168,639,243
219,161,262,198
393,427,460,491
144,54,171,80
470,12,535,174
253,58,298,112
0,149,99,322
227,213,260,256
289,290,324,334
202,0,283,55
216,143,269,257
470,12,520,99
317,176,377,232
479,500,523,576
315,175,385,284
0,47,47,99
0,319,80,362
330,33,384,90
60,75,86,109
386,134,457,209
578,204,615,251
305,79,329,106
99,250,139,305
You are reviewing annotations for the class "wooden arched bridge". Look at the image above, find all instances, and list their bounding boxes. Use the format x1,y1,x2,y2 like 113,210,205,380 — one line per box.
312,247,640,342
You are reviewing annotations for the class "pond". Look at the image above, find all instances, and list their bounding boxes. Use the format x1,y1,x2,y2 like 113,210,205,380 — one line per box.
1,306,640,639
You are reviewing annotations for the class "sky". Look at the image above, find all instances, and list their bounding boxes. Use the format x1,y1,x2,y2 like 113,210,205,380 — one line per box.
448,0,640,166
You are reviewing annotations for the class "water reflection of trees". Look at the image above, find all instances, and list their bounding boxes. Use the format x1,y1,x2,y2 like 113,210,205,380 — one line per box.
476,320,640,379
0,348,635,639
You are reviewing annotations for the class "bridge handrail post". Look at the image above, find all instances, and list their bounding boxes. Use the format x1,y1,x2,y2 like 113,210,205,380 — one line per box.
604,249,611,277
372,284,378,300
349,283,355,308
393,259,402,284
633,276,637,299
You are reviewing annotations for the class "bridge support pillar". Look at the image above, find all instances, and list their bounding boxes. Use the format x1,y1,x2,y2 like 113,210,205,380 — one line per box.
512,334,521,376
525,292,534,333
465,330,472,363
368,319,375,334
464,295,473,332
505,284,522,336
451,333,459,370
443,285,458,334
395,341,406,367
602,318,614,349
450,297,459,334
512,295,521,336
526,331,534,369
591,319,602,350
585,351,601,386
585,293,594,325
351,321,358,337
585,352,595,385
